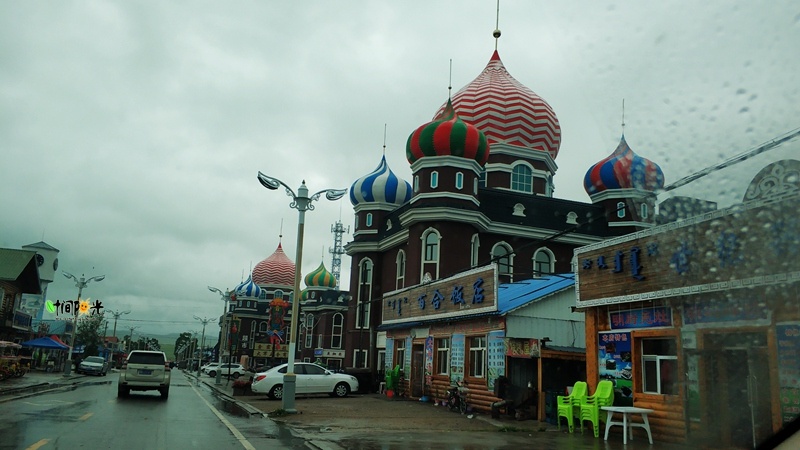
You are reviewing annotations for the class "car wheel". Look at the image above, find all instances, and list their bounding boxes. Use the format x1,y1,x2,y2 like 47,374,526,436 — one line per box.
208,371,216,377
233,372,240,379
117,386,129,398
160,387,169,399
333,382,351,398
269,384,284,400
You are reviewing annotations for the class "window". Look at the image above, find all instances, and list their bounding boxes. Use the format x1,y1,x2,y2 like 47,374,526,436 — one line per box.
533,248,554,276
642,338,678,395
356,259,372,329
468,336,487,378
422,229,440,280
396,339,406,370
377,350,386,373
491,243,513,281
354,213,359,230
353,349,368,368
511,164,533,193
478,169,486,188
470,234,480,267
455,172,464,190
431,171,439,188
396,250,406,290
331,313,343,348
259,321,267,332
414,175,419,193
617,201,626,218
436,338,450,375
641,203,649,219
366,213,373,227
304,314,314,349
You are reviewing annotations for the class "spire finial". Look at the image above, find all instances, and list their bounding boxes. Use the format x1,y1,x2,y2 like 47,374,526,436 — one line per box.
448,59,453,99
279,219,284,242
621,99,626,135
383,123,387,156
493,0,501,50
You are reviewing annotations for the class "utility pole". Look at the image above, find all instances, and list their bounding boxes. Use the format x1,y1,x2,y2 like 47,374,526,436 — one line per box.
107,309,130,366
128,326,140,352
193,316,213,378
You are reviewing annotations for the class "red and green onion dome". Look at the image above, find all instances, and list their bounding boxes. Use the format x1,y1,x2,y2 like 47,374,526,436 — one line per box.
583,135,666,195
436,50,561,160
252,243,296,286
303,262,336,288
406,98,490,166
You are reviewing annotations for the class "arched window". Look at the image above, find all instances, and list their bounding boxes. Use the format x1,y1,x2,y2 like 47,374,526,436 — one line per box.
356,259,373,329
491,243,513,282
511,164,533,193
354,213,359,230
455,172,464,190
617,201,627,218
396,250,406,290
259,321,267,332
414,175,419,193
421,229,441,280
332,313,343,349
304,313,314,349
366,213,373,227
470,234,480,267
533,248,555,277
641,203,649,219
431,171,439,189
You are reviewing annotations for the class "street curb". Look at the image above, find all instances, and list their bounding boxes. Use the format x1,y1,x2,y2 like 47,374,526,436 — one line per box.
0,376,88,404
185,371,266,417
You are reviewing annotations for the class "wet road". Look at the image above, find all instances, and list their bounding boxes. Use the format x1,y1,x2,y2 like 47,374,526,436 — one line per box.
0,371,299,450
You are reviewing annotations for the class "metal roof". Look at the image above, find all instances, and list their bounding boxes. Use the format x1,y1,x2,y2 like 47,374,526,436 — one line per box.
496,273,576,315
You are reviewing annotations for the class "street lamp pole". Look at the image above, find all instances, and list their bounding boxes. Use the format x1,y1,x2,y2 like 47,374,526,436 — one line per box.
257,172,346,413
107,309,130,368
194,316,213,378
208,286,230,386
62,272,105,376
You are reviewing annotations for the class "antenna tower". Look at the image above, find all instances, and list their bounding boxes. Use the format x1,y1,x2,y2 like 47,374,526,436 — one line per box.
329,220,349,285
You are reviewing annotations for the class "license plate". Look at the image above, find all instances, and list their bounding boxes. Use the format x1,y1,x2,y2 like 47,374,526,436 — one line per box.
138,369,152,375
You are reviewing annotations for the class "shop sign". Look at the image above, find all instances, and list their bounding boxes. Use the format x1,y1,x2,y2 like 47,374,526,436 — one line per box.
322,349,345,358
506,338,540,358
776,323,800,424
382,266,497,324
682,297,769,325
609,307,672,330
599,332,633,402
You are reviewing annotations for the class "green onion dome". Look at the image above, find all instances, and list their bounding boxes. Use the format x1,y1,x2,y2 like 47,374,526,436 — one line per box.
406,98,490,166
303,262,337,288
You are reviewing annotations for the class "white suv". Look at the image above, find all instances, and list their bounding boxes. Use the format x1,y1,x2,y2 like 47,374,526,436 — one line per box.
208,363,247,379
118,350,171,399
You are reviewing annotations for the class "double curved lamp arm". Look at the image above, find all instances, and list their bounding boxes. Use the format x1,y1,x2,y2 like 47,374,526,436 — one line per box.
257,172,347,211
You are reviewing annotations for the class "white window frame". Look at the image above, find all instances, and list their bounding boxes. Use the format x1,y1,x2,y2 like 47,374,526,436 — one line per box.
641,203,649,219
470,234,480,267
468,336,487,378
431,171,439,189
491,242,513,281
617,201,627,218
533,248,555,277
331,313,343,349
356,258,373,329
395,339,406,371
366,213,373,227
352,349,368,368
414,175,419,193
436,338,450,375
511,163,533,193
455,172,464,190
396,250,406,290
642,338,678,395
421,228,441,281
304,314,314,349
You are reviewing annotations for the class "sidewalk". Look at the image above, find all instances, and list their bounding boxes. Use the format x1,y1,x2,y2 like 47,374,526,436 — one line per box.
0,368,88,402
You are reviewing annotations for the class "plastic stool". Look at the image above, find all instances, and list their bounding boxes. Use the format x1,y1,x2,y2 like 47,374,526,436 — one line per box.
379,382,387,394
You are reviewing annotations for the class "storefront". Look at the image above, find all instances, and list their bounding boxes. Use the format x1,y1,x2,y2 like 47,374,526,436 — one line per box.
575,159,800,447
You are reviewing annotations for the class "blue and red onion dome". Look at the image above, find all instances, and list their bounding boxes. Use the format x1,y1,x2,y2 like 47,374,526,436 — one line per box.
436,50,561,160
407,99,490,166
583,135,666,195
252,243,296,286
234,275,262,298
349,155,412,206
303,262,337,288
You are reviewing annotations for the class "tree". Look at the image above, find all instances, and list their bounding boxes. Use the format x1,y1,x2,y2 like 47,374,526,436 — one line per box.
75,313,105,358
173,332,193,361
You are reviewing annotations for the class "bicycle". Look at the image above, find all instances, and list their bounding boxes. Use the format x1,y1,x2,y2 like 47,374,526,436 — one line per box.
446,380,468,414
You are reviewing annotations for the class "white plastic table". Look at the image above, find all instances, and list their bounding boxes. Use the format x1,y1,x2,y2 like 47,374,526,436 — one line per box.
602,406,654,444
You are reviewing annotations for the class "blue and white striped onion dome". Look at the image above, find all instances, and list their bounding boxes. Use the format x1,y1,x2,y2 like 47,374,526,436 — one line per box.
349,155,412,206
234,275,262,298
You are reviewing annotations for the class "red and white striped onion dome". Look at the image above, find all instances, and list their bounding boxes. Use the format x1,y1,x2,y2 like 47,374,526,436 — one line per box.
303,261,337,288
436,50,561,160
406,98,490,166
583,135,665,195
251,243,296,286
233,275,262,298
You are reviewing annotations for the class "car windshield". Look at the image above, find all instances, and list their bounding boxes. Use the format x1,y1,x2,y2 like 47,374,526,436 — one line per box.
3,2,798,449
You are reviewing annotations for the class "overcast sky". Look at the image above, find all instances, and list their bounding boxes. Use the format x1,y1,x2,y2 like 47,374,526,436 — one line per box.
2,1,798,339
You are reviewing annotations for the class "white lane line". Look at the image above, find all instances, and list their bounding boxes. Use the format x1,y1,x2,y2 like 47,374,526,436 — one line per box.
191,383,256,450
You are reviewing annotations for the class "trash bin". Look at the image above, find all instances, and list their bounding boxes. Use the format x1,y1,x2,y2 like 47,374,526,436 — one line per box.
544,389,561,425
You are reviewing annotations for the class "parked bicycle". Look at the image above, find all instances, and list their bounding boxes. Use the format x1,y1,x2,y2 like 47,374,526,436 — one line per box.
446,380,469,414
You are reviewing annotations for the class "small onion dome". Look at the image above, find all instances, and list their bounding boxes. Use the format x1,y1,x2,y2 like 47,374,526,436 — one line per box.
234,275,262,298
303,262,337,288
252,243,296,286
583,135,666,195
406,98,490,166
437,50,561,160
349,155,412,206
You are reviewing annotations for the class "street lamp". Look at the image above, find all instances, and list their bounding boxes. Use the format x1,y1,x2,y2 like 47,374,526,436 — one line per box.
208,286,230,386
107,309,130,368
62,271,105,376
257,172,347,413
193,316,213,378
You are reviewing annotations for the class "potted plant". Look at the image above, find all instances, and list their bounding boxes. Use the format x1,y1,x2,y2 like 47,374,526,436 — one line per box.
232,379,253,396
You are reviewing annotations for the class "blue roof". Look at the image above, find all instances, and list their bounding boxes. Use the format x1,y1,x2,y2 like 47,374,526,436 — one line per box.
496,273,575,314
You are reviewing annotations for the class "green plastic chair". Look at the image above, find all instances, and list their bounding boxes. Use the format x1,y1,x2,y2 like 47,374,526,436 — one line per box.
556,381,588,433
579,380,615,437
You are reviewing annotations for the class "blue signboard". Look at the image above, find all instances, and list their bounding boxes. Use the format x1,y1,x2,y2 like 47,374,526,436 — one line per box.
609,307,672,330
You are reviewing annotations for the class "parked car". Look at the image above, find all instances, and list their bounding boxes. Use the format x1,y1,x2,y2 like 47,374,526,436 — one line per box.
200,362,219,374
118,350,171,399
251,362,359,399
77,356,108,376
208,363,247,379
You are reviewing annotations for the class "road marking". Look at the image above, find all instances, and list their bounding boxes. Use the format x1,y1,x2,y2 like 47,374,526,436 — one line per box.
191,384,256,450
22,400,72,406
79,412,93,421
25,439,49,450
